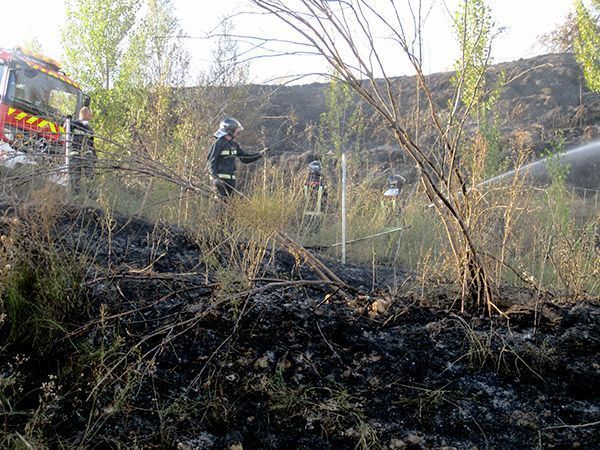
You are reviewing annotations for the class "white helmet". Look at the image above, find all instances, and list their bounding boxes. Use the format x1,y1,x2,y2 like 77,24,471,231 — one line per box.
308,160,321,174
214,117,243,138
387,174,405,187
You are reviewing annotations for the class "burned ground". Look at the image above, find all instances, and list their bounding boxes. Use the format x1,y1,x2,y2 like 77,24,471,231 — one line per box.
0,202,598,449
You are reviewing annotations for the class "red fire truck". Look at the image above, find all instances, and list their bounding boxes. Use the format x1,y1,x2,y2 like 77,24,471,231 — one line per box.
0,47,88,168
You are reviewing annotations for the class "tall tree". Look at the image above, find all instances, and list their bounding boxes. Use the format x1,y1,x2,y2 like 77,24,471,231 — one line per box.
452,0,493,113
62,0,139,92
575,0,600,91
539,12,578,53
62,0,140,139
132,0,189,87
128,0,191,162
451,0,505,178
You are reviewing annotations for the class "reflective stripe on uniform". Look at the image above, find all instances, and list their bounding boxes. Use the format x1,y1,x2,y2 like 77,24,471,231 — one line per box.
220,149,237,156
218,173,236,180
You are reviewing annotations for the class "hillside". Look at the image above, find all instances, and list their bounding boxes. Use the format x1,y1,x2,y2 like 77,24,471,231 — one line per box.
256,53,600,165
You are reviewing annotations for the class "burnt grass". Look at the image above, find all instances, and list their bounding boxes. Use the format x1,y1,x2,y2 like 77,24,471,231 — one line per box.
0,202,598,449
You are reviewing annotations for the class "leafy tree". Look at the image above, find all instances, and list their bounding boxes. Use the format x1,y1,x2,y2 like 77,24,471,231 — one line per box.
575,0,600,91
62,0,139,92
134,0,190,87
61,0,192,146
128,0,191,163
542,132,571,231
539,12,578,53
451,0,505,177
452,0,493,112
318,77,365,162
62,0,141,139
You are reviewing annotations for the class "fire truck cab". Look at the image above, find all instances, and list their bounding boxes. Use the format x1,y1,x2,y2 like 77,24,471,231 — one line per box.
0,47,88,168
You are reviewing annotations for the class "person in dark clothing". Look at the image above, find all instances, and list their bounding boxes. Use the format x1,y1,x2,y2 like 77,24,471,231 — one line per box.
303,160,327,216
206,117,268,198
68,106,96,195
300,160,328,235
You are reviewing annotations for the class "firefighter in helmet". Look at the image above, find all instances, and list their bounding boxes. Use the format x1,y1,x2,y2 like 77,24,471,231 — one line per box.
381,173,405,212
207,117,269,198
68,106,96,196
303,160,328,218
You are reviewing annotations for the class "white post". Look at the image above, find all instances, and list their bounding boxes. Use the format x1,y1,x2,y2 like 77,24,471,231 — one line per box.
341,152,347,265
64,118,71,193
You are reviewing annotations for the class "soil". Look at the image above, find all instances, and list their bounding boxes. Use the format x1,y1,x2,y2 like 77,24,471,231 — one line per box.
0,202,598,449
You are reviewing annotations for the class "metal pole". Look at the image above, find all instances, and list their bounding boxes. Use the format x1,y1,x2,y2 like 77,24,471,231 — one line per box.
341,152,347,265
594,189,599,240
64,118,71,193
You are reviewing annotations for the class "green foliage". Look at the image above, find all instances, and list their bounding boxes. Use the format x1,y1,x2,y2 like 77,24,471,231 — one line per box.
318,76,366,163
138,0,190,86
61,0,189,143
542,132,571,230
0,208,86,351
62,0,141,140
479,71,508,178
575,0,600,91
62,0,139,92
3,254,85,350
452,0,493,110
130,1,189,158
451,0,506,178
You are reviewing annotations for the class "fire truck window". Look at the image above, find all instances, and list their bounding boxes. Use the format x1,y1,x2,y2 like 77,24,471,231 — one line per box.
49,90,77,117
24,68,38,78
9,68,80,118
6,72,14,99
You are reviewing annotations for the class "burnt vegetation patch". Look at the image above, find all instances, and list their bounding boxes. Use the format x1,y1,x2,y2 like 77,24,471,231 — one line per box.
0,202,598,449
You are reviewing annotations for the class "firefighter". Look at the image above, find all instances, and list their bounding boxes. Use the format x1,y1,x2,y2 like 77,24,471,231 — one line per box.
207,117,268,198
68,106,96,196
303,160,328,218
381,173,405,213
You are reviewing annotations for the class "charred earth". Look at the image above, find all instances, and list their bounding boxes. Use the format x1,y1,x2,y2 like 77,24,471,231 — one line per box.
0,201,598,449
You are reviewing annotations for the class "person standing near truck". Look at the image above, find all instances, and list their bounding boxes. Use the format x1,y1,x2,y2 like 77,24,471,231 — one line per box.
68,106,96,196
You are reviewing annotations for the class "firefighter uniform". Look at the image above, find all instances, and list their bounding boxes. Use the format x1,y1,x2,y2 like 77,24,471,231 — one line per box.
381,174,405,219
206,135,262,198
302,161,328,235
303,169,327,217
68,119,96,195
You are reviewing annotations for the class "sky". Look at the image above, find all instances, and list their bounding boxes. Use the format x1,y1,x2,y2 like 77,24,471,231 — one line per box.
0,0,573,84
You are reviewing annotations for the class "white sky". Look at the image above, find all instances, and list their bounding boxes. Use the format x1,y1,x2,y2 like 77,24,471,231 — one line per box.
0,0,572,84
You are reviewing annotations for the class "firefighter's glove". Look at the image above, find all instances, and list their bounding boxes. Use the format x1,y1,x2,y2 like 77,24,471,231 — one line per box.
212,178,226,187
260,147,271,156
